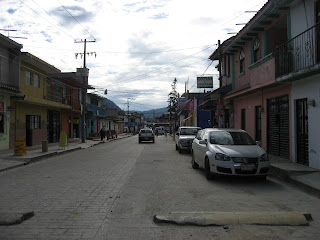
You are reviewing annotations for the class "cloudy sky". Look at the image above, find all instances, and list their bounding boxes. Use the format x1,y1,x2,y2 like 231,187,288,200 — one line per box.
1,0,268,111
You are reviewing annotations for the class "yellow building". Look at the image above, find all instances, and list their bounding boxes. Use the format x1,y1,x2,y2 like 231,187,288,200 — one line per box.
10,52,71,148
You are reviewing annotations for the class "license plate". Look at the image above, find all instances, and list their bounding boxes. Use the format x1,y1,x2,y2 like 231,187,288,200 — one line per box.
241,164,254,171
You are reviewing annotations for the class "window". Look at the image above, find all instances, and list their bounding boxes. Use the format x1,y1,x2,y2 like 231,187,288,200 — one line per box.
0,113,4,133
255,106,262,141
25,71,32,85
34,74,40,87
239,48,245,73
227,55,231,76
253,38,261,62
91,98,98,106
76,89,80,101
27,115,41,129
241,108,246,130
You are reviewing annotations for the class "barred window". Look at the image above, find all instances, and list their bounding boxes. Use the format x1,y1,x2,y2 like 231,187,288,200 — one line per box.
27,115,41,129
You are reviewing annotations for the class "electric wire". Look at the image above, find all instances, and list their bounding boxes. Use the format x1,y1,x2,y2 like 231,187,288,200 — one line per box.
19,0,74,40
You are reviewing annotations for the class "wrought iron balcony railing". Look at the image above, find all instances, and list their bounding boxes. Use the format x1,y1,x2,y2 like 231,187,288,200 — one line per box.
274,22,320,78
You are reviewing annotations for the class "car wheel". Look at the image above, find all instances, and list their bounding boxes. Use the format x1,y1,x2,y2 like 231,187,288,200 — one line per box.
178,148,182,154
257,175,267,181
175,145,178,151
152,139,155,143
191,152,199,169
139,140,141,143
205,158,214,180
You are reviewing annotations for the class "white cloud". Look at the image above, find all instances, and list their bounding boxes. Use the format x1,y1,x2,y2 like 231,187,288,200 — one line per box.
0,0,268,111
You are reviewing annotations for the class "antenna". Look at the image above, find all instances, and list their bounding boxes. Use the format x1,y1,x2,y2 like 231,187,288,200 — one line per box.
0,28,28,39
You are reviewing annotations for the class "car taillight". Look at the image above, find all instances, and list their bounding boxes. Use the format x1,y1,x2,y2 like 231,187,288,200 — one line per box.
139,133,141,137
152,133,154,136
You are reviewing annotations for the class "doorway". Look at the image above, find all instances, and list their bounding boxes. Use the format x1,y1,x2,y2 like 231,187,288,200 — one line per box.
296,98,309,166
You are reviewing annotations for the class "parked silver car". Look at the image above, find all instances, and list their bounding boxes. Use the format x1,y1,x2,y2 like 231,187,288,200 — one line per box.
139,128,155,143
191,128,270,180
175,126,201,153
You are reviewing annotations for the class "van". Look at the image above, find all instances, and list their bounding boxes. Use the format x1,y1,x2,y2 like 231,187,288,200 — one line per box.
155,126,165,135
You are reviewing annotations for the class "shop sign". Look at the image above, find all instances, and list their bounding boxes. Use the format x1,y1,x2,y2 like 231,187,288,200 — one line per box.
197,76,213,88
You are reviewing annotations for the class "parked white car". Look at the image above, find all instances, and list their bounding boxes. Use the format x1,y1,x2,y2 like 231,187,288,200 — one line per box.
175,126,201,153
191,128,270,180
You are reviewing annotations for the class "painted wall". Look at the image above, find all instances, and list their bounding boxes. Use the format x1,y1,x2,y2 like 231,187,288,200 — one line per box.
233,84,291,151
291,75,320,169
10,101,47,148
290,0,316,38
0,94,10,150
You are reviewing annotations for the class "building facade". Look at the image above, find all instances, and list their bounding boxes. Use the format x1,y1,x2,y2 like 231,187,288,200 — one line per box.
10,52,72,148
0,34,22,150
211,0,320,169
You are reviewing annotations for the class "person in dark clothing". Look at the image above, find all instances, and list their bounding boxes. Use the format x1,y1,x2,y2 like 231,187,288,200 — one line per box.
100,126,106,141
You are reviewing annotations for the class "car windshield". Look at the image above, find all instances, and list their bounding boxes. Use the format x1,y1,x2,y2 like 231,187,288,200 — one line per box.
180,128,200,135
209,131,256,145
141,129,152,133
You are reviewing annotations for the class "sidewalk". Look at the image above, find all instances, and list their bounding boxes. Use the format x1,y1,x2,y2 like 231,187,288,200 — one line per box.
269,155,320,198
0,133,133,173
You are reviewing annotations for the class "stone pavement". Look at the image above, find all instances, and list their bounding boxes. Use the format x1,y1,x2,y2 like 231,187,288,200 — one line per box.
0,133,133,173
0,133,319,199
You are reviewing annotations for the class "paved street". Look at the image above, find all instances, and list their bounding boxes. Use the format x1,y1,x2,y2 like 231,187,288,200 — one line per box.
0,136,320,239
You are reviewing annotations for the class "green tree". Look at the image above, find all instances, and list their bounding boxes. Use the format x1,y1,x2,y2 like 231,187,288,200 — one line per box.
168,78,178,133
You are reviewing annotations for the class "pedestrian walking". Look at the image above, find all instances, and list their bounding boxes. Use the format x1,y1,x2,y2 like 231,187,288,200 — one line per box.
100,126,106,141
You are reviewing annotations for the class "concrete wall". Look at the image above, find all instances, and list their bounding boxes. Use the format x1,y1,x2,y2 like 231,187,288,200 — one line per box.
290,0,317,38
0,93,10,150
291,75,320,169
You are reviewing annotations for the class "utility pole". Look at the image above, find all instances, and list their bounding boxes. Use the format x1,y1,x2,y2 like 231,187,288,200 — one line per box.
126,98,134,133
75,39,96,143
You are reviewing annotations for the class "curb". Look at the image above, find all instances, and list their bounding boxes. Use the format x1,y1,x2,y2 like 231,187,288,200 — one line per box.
269,165,320,199
0,135,133,173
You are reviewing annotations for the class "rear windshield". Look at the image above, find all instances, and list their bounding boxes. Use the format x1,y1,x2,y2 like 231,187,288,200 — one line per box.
209,131,256,145
141,129,152,133
180,128,200,135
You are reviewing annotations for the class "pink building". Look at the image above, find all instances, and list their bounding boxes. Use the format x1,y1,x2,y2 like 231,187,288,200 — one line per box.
209,0,320,169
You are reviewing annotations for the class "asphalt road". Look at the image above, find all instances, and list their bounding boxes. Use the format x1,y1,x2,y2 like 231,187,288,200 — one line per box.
0,135,319,239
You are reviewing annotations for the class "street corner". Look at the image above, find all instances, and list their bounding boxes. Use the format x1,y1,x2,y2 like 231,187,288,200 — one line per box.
0,211,35,225
153,211,312,226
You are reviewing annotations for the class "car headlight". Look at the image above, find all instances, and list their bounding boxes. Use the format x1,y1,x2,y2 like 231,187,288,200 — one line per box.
259,153,269,162
215,153,231,161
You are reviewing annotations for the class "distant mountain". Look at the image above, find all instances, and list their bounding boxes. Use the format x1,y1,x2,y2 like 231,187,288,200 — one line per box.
103,98,121,110
141,107,168,120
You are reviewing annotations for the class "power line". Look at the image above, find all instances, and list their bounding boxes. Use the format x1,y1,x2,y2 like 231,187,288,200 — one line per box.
19,0,74,40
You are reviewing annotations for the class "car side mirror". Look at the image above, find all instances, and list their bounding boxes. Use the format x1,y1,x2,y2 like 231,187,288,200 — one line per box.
256,141,262,147
199,139,207,145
